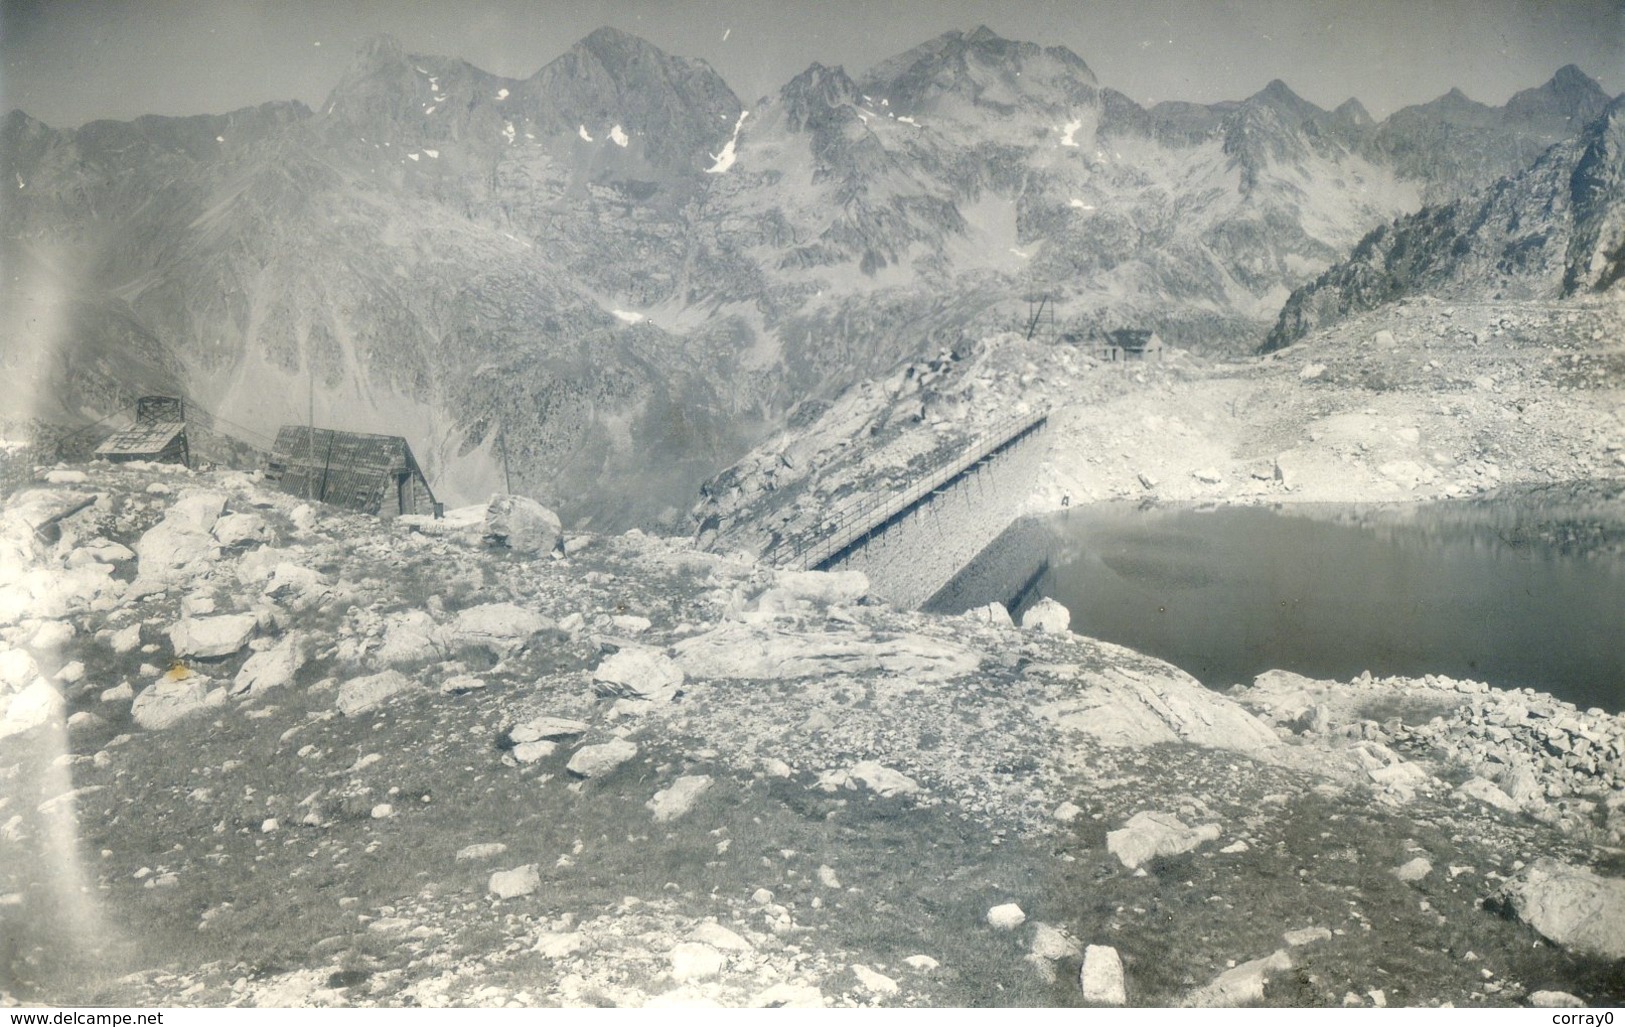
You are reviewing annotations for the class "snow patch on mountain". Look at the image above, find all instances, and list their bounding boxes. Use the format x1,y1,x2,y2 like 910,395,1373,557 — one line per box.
705,111,749,173
610,124,629,147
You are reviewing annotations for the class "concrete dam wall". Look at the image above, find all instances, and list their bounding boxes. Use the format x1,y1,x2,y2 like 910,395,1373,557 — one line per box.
814,415,1050,610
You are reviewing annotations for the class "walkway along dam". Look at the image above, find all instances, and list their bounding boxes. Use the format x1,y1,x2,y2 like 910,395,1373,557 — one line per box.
772,409,1051,609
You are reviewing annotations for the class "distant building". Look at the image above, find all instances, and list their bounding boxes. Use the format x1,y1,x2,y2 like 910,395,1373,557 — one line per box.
267,426,438,517
94,396,190,467
1098,329,1164,362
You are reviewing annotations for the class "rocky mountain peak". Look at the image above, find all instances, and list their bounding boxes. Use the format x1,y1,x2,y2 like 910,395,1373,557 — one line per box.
1333,97,1373,127
858,26,1096,114
780,62,858,132
1504,63,1610,124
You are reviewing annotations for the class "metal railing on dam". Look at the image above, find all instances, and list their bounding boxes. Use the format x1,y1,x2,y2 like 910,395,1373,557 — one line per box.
770,407,1049,582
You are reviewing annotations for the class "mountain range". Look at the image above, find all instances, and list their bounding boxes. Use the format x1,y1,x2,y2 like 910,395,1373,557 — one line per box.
1,26,1617,526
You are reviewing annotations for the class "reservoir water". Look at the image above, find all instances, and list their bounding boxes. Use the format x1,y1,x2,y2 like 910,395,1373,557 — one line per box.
931,490,1625,713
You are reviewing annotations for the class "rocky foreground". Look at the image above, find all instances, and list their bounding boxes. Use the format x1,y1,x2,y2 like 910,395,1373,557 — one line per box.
2,460,1624,1008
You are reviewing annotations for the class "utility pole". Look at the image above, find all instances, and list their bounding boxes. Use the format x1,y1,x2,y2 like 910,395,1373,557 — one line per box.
306,351,315,502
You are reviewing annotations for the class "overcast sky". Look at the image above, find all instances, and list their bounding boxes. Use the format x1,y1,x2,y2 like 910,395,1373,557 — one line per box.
2,0,1621,128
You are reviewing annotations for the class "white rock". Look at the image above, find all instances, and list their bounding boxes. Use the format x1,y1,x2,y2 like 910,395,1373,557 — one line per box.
1053,801,1083,823
370,804,393,819
1505,858,1625,958
986,903,1026,930
847,761,919,796
262,563,327,605
29,620,74,651
261,818,279,833
1107,811,1222,869
692,922,752,951
374,610,442,665
1,679,64,739
56,661,84,684
851,964,898,996
0,649,39,693
488,864,540,899
1081,945,1126,1005
533,931,585,958
168,493,227,532
593,647,684,701
1455,776,1520,813
647,775,713,822
903,955,939,971
131,673,213,730
750,983,824,1008
512,740,557,763
1035,666,1279,755
1185,949,1292,1007
1392,857,1432,883
964,601,1014,627
66,710,103,734
168,614,257,659
134,520,219,584
100,682,134,703
484,494,561,555
445,602,551,654
335,670,417,716
455,843,508,862
817,865,841,889
611,614,651,634
1031,923,1081,960
212,512,270,548
670,942,724,982
1283,926,1332,947
1021,597,1071,633
110,624,142,653
566,739,638,777
232,638,303,697
511,716,589,743
1528,991,1587,1008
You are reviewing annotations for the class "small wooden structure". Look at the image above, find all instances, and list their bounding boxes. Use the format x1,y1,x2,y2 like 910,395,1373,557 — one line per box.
1098,329,1164,362
266,426,437,517
94,396,190,467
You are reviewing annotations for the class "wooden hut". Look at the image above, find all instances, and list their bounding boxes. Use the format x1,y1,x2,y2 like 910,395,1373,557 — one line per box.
266,426,437,517
1098,329,1164,362
94,396,190,467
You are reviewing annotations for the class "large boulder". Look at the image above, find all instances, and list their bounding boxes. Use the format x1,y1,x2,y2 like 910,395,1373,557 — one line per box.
1080,945,1127,1006
0,679,65,739
1107,811,1222,870
131,672,219,730
566,739,639,778
1021,597,1071,633
647,775,713,822
373,610,442,665
336,670,418,716
0,648,40,695
1033,665,1279,756
444,603,551,654
593,647,684,701
169,614,257,659
484,494,562,555
232,637,304,697
1503,858,1625,959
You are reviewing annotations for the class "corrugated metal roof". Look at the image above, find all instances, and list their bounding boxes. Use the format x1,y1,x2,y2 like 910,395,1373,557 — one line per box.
94,422,186,456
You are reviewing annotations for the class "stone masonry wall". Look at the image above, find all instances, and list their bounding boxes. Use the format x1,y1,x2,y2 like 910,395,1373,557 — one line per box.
826,425,1049,609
